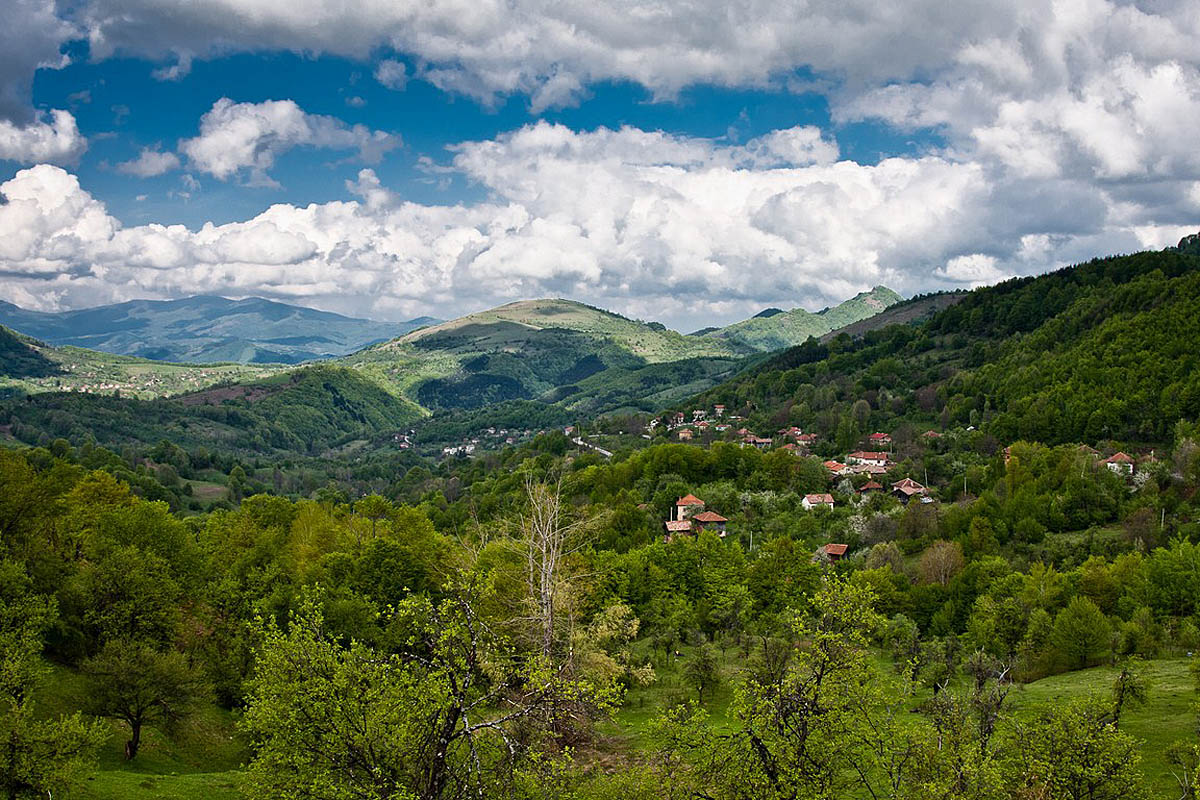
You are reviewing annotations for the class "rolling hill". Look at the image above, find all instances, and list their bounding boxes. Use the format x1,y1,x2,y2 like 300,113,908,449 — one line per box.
340,298,750,413
702,286,903,351
693,238,1200,449
0,325,283,399
0,296,438,364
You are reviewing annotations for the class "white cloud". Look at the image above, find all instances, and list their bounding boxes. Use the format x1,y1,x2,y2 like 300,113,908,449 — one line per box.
2,119,1184,329
0,110,87,164
116,146,181,177
374,60,407,91
178,98,400,185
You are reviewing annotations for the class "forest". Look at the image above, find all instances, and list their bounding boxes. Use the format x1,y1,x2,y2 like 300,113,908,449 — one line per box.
5,242,1200,799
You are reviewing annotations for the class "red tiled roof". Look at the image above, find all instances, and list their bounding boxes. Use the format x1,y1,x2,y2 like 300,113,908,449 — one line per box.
665,520,693,532
676,494,704,506
860,481,883,491
848,451,890,460
869,432,891,440
1102,451,1134,463
822,543,849,556
824,460,846,471
892,478,927,495
805,493,835,504
693,511,728,523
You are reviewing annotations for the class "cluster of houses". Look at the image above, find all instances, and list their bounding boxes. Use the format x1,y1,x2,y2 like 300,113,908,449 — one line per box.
662,494,729,542
440,426,533,458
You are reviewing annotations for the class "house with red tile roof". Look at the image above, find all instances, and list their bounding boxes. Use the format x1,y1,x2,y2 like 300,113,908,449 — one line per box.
816,543,849,562
859,480,883,493
1101,451,1135,475
847,451,890,468
869,432,892,446
802,493,835,511
891,478,928,502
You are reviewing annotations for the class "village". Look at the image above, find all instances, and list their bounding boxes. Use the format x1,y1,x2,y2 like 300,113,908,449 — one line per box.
654,403,1157,564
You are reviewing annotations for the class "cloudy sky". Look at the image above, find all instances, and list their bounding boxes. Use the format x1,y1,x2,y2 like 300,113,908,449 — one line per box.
1,0,1198,330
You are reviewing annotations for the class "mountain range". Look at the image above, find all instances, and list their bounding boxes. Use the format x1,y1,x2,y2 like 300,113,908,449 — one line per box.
0,296,439,364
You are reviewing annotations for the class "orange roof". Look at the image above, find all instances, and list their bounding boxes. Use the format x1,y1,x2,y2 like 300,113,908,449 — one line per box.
1102,451,1134,463
822,543,849,556
676,494,704,506
665,520,693,532
805,493,835,504
860,481,883,491
869,432,891,440
848,451,890,460
693,511,728,523
824,460,846,471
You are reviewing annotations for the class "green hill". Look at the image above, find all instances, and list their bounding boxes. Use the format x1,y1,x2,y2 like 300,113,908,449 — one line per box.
0,325,283,399
694,243,1200,449
340,298,746,412
703,286,903,352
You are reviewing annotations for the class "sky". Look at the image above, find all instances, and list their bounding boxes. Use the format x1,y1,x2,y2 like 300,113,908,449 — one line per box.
0,0,1198,331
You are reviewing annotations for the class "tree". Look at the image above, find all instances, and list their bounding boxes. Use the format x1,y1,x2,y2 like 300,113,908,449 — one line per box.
81,640,205,760
242,588,604,800
1,563,106,798
1051,597,1111,670
1008,698,1148,800
1109,659,1148,729
918,540,964,586
355,494,394,543
684,644,720,704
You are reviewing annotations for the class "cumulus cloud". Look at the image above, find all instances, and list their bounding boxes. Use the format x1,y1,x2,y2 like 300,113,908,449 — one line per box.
115,146,181,177
374,60,407,91
72,0,1023,108
2,119,1187,329
178,98,400,185
0,110,87,164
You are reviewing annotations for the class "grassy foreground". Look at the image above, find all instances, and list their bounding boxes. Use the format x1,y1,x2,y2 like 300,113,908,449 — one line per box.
48,654,1198,798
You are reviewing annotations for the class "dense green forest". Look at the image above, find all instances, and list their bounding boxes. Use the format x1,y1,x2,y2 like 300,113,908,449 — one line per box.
5,241,1200,799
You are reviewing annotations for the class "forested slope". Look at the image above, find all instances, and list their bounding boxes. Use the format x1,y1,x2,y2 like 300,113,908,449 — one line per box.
698,246,1200,448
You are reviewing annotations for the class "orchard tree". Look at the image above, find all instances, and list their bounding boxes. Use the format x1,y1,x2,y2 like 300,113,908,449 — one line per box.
81,640,205,760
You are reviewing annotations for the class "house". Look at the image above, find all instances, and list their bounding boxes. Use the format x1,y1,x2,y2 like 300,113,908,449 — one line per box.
673,494,706,521
742,435,772,449
922,430,942,439
796,433,819,445
1101,452,1135,475
869,432,892,447
892,478,928,502
824,460,849,475
802,493,835,511
847,451,890,468
779,426,805,439
1078,444,1101,458
677,428,694,441
664,495,729,541
692,409,707,422
735,427,752,436
817,543,849,562
779,443,800,453
692,510,728,536
714,404,726,416
859,480,883,494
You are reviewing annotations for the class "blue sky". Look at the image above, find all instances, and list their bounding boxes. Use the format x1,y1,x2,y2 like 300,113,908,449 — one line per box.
0,0,1197,329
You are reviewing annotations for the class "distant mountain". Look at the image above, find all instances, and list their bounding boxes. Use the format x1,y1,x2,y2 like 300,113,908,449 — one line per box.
702,286,903,352
0,296,439,364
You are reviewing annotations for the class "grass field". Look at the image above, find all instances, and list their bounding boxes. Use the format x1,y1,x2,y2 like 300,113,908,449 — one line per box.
36,651,1198,798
